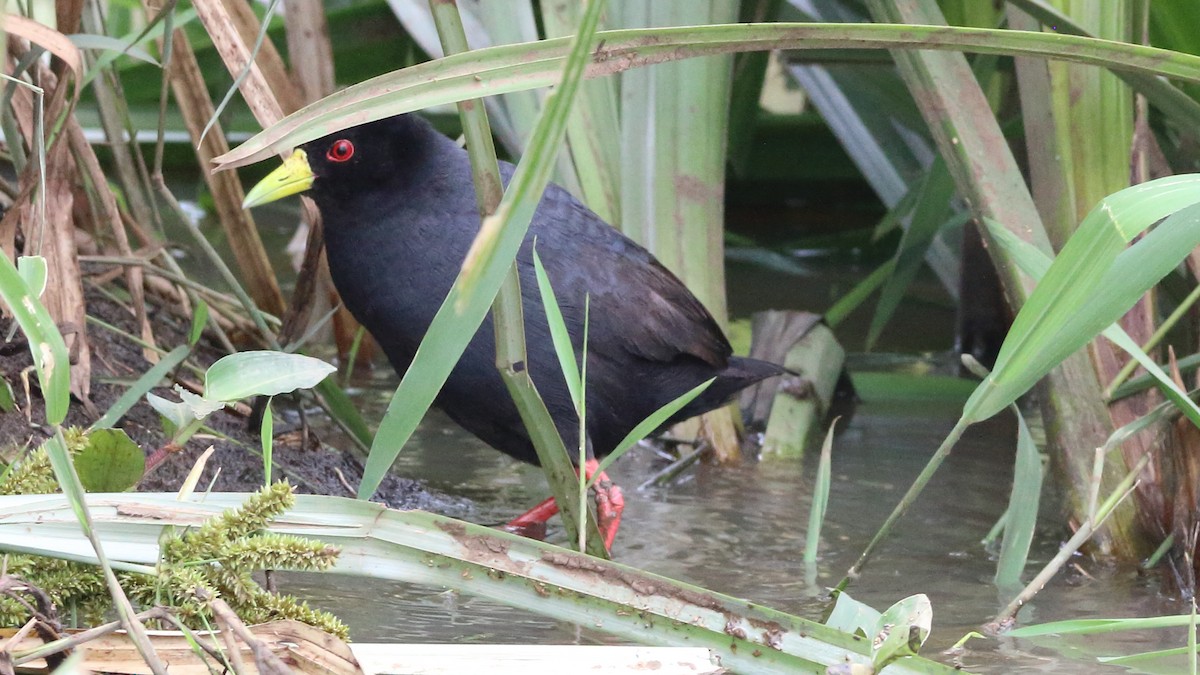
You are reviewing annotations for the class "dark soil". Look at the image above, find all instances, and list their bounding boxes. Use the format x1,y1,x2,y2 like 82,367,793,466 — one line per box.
0,282,466,516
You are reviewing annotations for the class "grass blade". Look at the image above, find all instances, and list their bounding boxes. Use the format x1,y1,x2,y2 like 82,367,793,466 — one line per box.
804,418,836,564
91,344,190,431
587,378,714,485
994,407,1043,589
531,245,582,411
213,23,1200,170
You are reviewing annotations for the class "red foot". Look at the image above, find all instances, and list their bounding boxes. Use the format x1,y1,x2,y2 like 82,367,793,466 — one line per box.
586,459,625,551
501,459,625,551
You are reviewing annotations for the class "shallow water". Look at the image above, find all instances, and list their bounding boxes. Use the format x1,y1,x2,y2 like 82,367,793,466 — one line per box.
284,369,1180,673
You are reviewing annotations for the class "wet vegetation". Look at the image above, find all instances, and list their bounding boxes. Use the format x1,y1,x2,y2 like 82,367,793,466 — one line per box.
5,0,1200,672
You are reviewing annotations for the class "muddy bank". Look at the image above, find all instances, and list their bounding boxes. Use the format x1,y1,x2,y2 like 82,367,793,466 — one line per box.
0,282,467,516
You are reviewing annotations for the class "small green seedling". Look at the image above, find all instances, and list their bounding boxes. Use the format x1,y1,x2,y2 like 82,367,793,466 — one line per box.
146,350,335,482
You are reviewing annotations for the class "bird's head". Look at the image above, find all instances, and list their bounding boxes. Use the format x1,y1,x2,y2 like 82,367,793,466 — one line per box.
241,115,424,210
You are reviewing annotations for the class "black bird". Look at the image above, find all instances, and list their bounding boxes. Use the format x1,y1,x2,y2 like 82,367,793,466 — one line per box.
243,113,786,548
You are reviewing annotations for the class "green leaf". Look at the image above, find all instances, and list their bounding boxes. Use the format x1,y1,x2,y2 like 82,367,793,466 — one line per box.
979,198,1200,429
866,160,959,350
0,246,69,425
994,408,1042,588
315,377,374,449
532,245,582,412
214,23,1200,171
873,594,932,668
42,431,91,532
587,377,713,483
16,256,46,298
0,378,13,413
80,8,198,87
825,591,881,638
146,391,191,431
189,300,208,347
68,33,158,65
804,418,837,564
74,428,145,492
204,351,335,402
1009,614,1200,637
967,177,1200,422
92,344,190,430
261,397,274,487
178,388,226,419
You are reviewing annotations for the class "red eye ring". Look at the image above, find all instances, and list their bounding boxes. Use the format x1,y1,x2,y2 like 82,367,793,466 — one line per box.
326,139,354,162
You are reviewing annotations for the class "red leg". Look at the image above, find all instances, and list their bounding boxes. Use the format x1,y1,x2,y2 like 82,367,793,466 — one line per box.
585,459,625,551
502,496,558,540
500,460,625,551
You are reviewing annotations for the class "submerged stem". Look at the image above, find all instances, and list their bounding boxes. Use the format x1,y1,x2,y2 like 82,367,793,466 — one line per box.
839,416,972,588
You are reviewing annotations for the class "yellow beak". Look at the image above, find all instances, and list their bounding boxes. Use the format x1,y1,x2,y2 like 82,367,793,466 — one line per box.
242,149,315,208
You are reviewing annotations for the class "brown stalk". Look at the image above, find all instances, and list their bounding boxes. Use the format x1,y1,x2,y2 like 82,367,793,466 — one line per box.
0,40,93,409
191,0,288,127
205,594,290,675
282,0,334,105
80,0,159,232
151,7,287,317
280,0,370,363
192,0,338,354
67,121,157,364
218,0,304,116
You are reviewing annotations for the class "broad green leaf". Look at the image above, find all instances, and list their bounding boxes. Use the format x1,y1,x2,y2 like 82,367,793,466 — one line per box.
873,594,932,668
74,428,145,492
146,391,191,431
204,351,335,402
967,177,1200,422
980,198,1200,429
178,388,226,419
825,591,881,638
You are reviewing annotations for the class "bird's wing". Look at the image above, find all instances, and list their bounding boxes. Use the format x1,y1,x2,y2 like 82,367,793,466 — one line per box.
529,192,732,369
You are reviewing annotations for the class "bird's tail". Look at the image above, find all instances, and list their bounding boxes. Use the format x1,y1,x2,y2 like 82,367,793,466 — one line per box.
670,356,789,423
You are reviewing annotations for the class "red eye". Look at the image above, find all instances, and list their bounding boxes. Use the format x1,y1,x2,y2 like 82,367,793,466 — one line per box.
326,139,354,162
